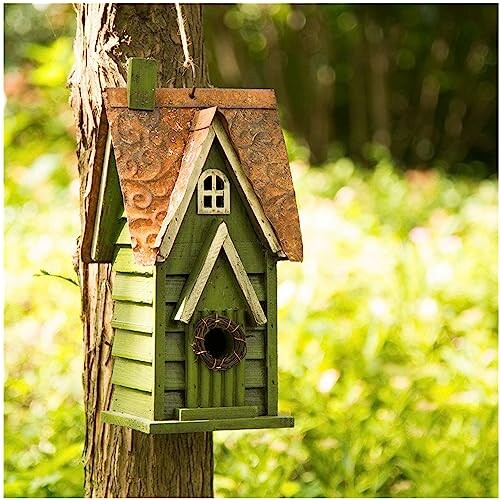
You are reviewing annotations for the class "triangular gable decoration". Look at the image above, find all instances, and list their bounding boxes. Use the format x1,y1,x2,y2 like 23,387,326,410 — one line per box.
174,221,267,326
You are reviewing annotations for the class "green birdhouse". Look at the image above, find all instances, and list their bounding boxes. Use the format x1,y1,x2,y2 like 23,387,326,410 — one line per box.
83,65,302,434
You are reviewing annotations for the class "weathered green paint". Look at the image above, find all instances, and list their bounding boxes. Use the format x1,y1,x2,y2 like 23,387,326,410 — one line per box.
164,391,184,419
245,329,265,359
211,371,222,407
199,362,211,407
113,247,153,276
164,142,267,275
165,276,188,302
102,411,294,434
234,309,246,406
111,302,153,333
197,256,247,312
223,368,234,406
175,219,225,317
92,147,124,262
112,273,153,304
266,252,279,415
245,388,266,416
164,362,185,390
111,358,153,392
116,221,133,246
185,321,198,407
175,406,258,421
165,332,185,361
153,263,167,419
112,329,152,363
110,385,153,419
244,360,266,388
127,57,157,110
165,305,185,332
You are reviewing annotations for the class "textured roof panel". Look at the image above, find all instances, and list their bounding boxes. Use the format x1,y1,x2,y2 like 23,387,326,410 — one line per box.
104,92,195,265
220,109,303,261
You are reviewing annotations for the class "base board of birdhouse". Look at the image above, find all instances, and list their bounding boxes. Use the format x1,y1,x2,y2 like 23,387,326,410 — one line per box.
102,410,294,434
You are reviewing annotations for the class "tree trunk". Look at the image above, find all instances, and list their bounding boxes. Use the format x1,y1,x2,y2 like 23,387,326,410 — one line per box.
69,4,213,497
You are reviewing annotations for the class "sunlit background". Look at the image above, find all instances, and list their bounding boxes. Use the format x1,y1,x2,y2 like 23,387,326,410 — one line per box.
4,4,497,497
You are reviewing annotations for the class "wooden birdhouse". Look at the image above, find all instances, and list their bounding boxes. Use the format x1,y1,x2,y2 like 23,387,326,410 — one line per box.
83,60,303,434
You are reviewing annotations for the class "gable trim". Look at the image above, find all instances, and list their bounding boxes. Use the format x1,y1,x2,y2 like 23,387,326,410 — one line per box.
212,119,285,258
173,222,267,326
89,132,124,262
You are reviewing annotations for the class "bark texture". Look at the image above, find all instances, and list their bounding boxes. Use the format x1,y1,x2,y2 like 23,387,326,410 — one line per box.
69,4,212,497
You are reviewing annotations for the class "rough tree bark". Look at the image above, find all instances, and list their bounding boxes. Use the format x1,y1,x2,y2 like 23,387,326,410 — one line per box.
69,4,213,497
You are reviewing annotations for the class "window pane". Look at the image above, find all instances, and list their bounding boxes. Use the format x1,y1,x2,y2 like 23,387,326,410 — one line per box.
204,175,212,190
215,175,224,190
204,195,212,208
215,195,224,208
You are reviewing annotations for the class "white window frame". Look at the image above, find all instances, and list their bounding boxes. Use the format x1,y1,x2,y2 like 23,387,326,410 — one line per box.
197,169,230,215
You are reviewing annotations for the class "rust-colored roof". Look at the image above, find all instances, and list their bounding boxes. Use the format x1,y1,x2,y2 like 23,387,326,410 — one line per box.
98,88,302,265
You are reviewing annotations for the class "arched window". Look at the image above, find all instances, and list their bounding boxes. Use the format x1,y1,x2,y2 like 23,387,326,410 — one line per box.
197,169,230,214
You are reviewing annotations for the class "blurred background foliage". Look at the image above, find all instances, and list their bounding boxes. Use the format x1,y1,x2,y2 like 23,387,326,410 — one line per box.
4,3,497,498
205,4,497,175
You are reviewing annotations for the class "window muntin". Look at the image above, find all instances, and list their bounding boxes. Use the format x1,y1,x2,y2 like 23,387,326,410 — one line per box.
197,169,230,214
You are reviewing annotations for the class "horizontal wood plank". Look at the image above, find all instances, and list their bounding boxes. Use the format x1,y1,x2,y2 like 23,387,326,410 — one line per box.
165,305,185,332
165,275,187,302
110,385,153,419
112,302,153,333
113,247,153,276
112,358,153,392
164,391,185,419
245,388,266,416
245,360,266,388
164,361,185,390
165,332,185,361
112,329,153,363
106,88,277,110
175,406,258,421
112,273,153,304
246,329,265,360
102,411,294,434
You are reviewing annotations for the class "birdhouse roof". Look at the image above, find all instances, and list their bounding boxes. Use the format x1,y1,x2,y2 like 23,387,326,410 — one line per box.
83,88,303,266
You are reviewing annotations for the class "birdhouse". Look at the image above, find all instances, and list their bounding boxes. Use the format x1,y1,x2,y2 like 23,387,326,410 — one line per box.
83,61,303,434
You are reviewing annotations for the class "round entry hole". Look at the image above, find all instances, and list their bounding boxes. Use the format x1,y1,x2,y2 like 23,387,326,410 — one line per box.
204,328,235,358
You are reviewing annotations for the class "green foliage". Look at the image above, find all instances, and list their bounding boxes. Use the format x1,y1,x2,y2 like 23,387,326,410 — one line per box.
213,149,498,497
205,4,497,172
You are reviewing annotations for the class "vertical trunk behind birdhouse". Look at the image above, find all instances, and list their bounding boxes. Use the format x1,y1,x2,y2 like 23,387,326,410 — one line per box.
70,4,213,497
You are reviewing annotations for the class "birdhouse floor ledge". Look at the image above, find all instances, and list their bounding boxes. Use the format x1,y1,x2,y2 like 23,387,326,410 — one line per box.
102,410,294,434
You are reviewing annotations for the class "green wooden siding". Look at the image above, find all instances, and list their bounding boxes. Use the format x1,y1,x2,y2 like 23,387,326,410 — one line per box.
113,247,153,276
112,273,154,304
110,385,153,419
175,406,258,421
197,256,247,312
164,141,266,276
111,301,153,333
112,330,153,363
111,224,156,419
112,358,153,392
